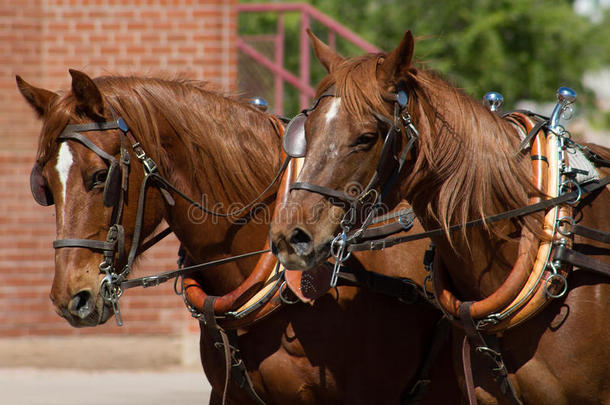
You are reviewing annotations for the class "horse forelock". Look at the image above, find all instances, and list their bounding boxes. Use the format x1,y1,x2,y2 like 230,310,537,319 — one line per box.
317,54,388,124
36,92,76,165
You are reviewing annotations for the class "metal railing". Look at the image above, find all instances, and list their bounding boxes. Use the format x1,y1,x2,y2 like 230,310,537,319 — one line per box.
237,2,380,115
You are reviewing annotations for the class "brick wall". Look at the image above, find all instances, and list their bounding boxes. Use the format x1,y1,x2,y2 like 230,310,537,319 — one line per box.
0,0,237,336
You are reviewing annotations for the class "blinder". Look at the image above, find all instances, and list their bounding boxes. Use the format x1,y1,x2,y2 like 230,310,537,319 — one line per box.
282,89,335,158
30,159,122,207
283,113,307,158
30,162,54,206
103,160,122,207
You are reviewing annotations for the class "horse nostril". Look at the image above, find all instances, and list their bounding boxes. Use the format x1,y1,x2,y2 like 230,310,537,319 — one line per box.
289,227,313,257
270,240,278,257
69,290,94,320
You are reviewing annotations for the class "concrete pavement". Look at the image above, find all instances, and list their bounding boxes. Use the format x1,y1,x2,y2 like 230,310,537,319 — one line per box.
0,335,211,404
0,367,212,405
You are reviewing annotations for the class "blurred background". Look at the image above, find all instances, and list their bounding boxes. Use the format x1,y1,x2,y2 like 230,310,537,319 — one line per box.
238,0,610,145
0,0,608,402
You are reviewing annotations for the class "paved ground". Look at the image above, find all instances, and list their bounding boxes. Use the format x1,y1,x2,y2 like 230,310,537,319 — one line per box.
0,336,212,404
0,368,212,405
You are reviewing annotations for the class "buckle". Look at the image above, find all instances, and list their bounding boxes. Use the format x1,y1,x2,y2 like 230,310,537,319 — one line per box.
142,157,157,174
141,276,160,288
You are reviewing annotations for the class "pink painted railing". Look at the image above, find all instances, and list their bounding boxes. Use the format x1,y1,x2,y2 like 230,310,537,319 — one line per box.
237,3,381,115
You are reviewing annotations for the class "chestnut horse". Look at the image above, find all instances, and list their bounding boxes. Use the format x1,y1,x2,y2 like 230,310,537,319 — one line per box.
270,30,610,404
17,71,459,404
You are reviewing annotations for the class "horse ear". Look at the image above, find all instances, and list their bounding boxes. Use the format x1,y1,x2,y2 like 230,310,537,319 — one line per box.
16,75,58,118
69,69,104,119
308,29,345,73
377,30,414,85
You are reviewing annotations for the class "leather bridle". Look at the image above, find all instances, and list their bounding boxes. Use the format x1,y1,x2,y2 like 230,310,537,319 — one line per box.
284,86,420,285
48,115,174,325
289,87,418,208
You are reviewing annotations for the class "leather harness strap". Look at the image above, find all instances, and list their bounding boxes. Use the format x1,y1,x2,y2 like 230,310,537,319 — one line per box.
458,302,522,405
203,296,266,405
554,245,610,276
203,297,230,405
337,265,423,304
347,177,610,252
290,181,356,206
358,208,415,240
571,223,610,244
121,248,270,289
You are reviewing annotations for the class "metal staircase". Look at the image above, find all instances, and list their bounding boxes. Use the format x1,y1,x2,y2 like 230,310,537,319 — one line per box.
237,3,380,116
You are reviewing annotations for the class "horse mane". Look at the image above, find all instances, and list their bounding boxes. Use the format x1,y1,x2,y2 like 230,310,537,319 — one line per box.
37,75,282,206
320,53,540,245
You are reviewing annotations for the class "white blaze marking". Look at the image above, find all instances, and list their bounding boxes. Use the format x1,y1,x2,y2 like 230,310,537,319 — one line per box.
55,142,73,225
325,98,341,124
325,98,341,158
328,142,338,159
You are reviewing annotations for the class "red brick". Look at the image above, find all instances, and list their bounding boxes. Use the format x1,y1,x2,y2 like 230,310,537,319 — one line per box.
0,0,237,338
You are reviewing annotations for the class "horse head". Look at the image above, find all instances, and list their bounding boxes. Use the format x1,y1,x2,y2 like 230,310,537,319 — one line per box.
17,71,166,326
270,30,418,270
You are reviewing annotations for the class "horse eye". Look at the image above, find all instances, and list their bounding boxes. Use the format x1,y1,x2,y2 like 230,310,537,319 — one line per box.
90,170,108,189
352,133,377,147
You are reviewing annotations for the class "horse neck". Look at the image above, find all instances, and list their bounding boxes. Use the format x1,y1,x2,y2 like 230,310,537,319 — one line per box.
403,73,534,299
151,108,281,295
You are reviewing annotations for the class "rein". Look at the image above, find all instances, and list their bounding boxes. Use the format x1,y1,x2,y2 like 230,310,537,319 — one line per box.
120,248,272,290
346,177,610,252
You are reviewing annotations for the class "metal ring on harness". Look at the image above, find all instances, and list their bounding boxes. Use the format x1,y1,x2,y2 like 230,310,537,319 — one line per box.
398,214,413,231
278,281,300,305
559,179,582,205
544,273,568,299
330,232,352,263
174,275,184,295
422,274,435,302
